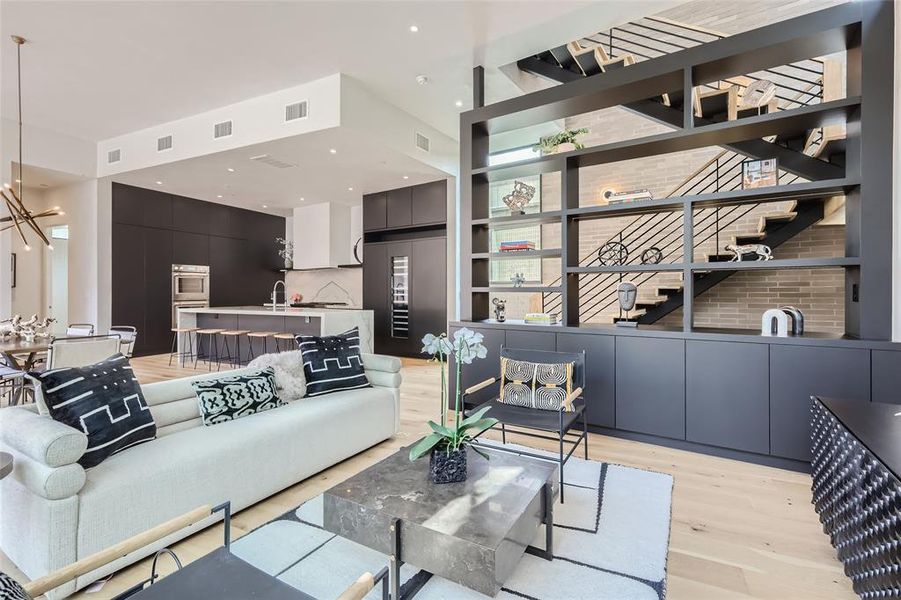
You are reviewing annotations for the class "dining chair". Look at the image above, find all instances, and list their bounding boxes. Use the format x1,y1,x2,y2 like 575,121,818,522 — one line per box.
110,325,139,358
66,323,95,337
47,335,122,369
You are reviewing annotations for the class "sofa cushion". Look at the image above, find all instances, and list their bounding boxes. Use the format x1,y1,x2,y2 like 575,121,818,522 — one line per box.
247,350,306,400
75,385,398,560
191,368,283,426
296,328,370,397
31,354,156,468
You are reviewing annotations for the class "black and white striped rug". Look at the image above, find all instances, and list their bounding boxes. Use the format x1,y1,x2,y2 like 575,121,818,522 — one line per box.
233,446,673,599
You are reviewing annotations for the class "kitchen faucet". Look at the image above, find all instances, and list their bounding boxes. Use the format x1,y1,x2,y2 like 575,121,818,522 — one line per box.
271,280,287,308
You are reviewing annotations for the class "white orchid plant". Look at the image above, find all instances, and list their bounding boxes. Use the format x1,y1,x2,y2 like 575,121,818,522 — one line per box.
409,328,497,462
275,237,294,261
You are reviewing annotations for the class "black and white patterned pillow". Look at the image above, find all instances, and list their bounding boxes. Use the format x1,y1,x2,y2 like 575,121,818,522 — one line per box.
0,572,31,600
30,353,156,469
499,357,574,411
295,328,370,397
192,367,283,426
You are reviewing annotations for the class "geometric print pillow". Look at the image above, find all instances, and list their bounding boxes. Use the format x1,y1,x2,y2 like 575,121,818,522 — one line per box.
295,328,370,397
30,353,157,469
0,571,31,600
191,367,283,426
498,357,574,411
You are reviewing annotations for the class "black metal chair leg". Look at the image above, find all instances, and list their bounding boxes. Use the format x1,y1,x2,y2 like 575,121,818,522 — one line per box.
501,423,506,444
168,332,177,367
559,431,565,504
583,410,589,460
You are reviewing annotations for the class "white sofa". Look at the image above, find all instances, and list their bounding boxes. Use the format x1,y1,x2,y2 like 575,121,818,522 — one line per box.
0,353,402,598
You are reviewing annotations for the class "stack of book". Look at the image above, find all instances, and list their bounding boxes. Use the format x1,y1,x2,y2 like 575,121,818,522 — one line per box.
524,312,558,324
499,241,536,252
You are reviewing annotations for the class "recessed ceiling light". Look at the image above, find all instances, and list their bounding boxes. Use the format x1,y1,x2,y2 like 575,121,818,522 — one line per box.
403,175,409,180
416,75,429,86
156,181,163,185
217,195,223,198
455,100,463,108
262,204,268,208
347,187,354,191
329,148,337,154
300,197,305,201
227,167,235,172
409,25,419,33
14,178,20,183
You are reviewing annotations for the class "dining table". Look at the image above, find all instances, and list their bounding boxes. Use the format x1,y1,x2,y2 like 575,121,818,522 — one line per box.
0,337,53,405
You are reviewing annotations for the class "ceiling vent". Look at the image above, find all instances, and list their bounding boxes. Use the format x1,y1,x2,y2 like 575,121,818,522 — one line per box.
250,154,297,169
107,149,121,164
157,135,173,152
214,120,233,139
415,131,431,153
285,101,308,122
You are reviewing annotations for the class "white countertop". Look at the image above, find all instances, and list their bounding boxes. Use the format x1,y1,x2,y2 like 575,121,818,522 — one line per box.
178,305,371,318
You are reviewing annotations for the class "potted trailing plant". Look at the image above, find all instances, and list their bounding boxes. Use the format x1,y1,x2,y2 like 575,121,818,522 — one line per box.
534,128,589,154
410,329,497,483
276,237,294,269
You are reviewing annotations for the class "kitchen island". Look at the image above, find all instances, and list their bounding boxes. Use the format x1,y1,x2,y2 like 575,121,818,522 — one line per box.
176,306,374,357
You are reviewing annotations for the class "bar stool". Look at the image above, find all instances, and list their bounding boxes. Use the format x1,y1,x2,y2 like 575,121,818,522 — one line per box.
218,330,250,370
194,328,226,371
169,327,199,368
273,333,297,353
247,331,277,360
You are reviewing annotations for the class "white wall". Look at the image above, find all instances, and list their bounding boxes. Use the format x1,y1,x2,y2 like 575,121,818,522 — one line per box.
9,188,47,316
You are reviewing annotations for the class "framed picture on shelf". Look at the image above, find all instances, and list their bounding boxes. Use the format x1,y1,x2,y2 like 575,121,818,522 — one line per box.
741,158,778,189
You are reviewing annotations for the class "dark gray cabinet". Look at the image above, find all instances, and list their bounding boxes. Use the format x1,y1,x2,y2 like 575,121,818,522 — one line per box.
557,333,615,428
872,350,901,404
686,340,769,454
616,337,685,439
363,192,387,231
505,330,556,352
412,181,446,226
770,345,870,461
363,243,390,354
387,188,413,228
173,231,209,266
410,237,448,348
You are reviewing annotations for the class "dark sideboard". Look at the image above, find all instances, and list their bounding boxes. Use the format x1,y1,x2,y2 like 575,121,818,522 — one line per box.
812,397,901,596
450,320,901,471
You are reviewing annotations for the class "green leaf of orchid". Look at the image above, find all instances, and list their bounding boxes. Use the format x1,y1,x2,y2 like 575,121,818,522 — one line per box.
409,433,444,461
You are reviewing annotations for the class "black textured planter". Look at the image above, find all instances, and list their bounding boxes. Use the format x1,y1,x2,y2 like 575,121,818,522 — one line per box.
429,447,467,484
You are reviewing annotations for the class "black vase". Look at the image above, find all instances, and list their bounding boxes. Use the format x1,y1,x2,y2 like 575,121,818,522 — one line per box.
429,447,467,484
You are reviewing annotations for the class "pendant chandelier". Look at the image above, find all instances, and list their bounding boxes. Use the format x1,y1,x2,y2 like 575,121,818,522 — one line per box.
1,35,63,251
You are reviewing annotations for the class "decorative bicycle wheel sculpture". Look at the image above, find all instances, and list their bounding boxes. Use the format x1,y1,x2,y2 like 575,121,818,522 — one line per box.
640,247,663,265
597,242,628,266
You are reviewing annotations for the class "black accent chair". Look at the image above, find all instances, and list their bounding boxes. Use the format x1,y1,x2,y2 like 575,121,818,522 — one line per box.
463,347,588,503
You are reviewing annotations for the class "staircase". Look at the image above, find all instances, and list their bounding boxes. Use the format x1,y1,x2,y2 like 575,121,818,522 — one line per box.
520,15,848,324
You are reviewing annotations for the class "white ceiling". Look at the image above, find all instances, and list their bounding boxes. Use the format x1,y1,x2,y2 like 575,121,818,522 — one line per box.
0,0,664,143
110,127,449,216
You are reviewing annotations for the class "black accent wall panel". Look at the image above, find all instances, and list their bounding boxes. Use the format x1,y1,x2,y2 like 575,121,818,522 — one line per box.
770,345,870,461
686,340,769,454
111,183,284,356
616,336,686,440
557,333,615,428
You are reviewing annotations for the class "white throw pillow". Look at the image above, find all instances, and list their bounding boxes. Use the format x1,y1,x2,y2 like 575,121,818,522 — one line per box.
248,350,307,400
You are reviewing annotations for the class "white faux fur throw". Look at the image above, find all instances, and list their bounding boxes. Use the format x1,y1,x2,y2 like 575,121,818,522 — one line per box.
248,350,307,400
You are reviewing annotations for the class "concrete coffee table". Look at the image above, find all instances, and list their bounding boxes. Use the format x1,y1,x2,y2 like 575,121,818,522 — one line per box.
323,446,558,598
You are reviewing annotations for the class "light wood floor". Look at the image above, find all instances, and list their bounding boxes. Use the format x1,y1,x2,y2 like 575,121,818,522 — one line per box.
2,354,854,599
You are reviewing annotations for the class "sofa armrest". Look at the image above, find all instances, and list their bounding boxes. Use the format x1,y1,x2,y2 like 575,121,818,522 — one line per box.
0,406,87,467
361,353,402,374
3,450,86,500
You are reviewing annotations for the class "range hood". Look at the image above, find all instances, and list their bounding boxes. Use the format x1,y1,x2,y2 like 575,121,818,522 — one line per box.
290,203,361,270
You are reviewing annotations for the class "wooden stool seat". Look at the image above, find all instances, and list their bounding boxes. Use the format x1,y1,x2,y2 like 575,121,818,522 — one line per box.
171,327,199,333
273,333,295,340
273,332,297,353
219,330,250,336
196,328,226,335
246,331,277,338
